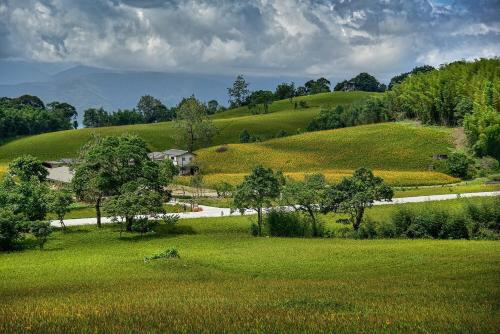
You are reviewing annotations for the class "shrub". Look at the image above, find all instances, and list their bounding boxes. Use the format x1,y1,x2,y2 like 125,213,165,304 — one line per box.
465,198,500,237
250,223,259,237
376,220,397,238
476,156,499,176
144,247,180,261
441,216,469,239
0,209,23,251
357,219,378,239
266,209,308,237
131,218,159,236
239,130,251,143
28,221,53,250
298,101,308,108
161,214,180,226
276,130,288,138
446,151,475,179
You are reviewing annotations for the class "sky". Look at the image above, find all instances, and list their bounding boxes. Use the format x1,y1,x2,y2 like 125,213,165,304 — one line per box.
0,0,499,81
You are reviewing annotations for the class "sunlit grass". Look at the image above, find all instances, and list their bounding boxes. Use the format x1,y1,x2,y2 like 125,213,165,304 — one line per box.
0,198,498,333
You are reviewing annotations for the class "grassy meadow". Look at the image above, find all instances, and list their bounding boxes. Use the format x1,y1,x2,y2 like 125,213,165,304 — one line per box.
1,198,499,333
0,92,371,163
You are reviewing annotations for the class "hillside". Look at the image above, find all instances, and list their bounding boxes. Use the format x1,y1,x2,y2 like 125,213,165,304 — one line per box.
0,92,370,162
190,122,458,186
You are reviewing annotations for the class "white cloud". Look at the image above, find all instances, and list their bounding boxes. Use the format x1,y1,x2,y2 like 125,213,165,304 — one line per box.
0,0,498,80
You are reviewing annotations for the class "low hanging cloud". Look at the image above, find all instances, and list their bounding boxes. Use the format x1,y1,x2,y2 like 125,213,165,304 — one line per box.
0,0,499,80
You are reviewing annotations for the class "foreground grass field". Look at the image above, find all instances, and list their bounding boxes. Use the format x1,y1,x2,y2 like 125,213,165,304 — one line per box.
0,92,372,162
1,198,499,333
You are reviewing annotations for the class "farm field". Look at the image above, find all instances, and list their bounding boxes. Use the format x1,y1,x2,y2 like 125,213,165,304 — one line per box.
0,92,371,163
1,197,498,334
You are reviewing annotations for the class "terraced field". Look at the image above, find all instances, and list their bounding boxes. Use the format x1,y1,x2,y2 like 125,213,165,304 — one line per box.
0,92,372,162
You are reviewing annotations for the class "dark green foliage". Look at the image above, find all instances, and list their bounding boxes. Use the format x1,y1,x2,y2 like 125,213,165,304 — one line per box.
334,73,385,92
388,65,435,90
131,217,159,236
307,97,392,131
174,96,217,152
214,181,234,198
0,95,76,141
266,209,307,237
276,129,288,138
250,222,259,237
247,90,274,114
304,78,331,95
28,221,53,250
274,82,295,101
321,168,393,231
465,198,500,237
228,75,250,107
0,209,23,251
239,129,251,143
8,155,48,182
446,151,475,179
137,95,173,122
206,100,220,115
49,189,74,229
233,165,282,236
282,173,326,237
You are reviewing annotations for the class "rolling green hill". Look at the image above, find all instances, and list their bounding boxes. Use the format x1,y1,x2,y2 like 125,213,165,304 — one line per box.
189,122,458,186
0,91,372,162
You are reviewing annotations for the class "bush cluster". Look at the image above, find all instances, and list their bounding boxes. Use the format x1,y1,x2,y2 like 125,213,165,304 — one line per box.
263,209,324,238
325,198,499,240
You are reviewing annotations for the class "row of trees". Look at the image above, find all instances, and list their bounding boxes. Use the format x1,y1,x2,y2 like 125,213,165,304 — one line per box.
233,166,393,237
0,95,78,141
334,73,386,92
83,95,225,128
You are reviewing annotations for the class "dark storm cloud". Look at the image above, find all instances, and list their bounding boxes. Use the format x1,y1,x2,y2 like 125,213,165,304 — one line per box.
0,0,498,79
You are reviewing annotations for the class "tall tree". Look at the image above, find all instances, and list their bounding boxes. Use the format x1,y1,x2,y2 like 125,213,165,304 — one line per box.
282,173,326,237
233,165,282,236
137,95,172,122
247,90,274,114
275,82,295,101
228,75,250,108
174,96,217,152
72,134,151,227
321,168,393,231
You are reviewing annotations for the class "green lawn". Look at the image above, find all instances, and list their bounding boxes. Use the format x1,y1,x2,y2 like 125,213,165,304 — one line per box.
0,92,371,163
1,198,498,333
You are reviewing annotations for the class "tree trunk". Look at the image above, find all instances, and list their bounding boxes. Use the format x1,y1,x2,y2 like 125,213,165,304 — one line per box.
95,196,102,228
59,218,66,231
307,207,317,237
353,207,365,231
126,216,133,232
257,207,263,236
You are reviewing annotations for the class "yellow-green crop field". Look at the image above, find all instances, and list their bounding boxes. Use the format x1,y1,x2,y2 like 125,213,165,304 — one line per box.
0,198,498,333
190,122,456,186
177,169,458,188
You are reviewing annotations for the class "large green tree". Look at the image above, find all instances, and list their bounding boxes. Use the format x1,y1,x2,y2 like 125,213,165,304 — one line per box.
282,173,326,237
233,165,282,236
174,96,217,152
321,168,393,231
72,134,151,227
228,75,250,107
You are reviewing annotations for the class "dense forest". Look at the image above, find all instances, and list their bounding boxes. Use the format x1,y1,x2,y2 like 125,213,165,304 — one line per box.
0,95,77,141
387,58,499,159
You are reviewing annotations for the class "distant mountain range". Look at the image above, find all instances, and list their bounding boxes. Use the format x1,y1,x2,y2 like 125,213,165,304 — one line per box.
0,60,311,123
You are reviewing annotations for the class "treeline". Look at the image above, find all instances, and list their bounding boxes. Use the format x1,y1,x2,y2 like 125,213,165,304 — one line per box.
83,95,225,128
0,95,78,141
227,73,386,111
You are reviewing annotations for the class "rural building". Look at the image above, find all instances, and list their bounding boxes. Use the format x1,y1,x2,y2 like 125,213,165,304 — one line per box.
164,149,195,167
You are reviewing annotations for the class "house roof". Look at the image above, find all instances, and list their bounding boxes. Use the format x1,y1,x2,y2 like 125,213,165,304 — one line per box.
164,149,195,156
46,166,74,183
148,152,166,160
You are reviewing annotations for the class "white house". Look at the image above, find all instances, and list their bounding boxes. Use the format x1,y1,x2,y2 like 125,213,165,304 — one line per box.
164,149,196,167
